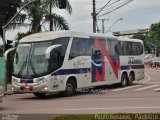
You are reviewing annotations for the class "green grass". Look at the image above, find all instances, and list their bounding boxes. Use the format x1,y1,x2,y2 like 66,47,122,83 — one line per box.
49,113,160,120
49,115,94,120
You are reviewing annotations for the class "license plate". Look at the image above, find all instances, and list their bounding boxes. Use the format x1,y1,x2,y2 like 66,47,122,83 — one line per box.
24,87,31,92
21,86,33,91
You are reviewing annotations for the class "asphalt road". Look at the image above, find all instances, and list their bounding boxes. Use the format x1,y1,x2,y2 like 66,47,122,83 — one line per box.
0,68,160,114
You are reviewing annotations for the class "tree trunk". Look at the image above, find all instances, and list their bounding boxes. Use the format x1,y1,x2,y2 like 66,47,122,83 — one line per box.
32,19,41,33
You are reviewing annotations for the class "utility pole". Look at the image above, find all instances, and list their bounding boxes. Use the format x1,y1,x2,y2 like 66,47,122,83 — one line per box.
98,18,109,34
49,2,53,31
92,0,96,33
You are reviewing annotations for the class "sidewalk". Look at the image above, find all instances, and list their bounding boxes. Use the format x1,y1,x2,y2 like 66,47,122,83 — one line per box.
4,84,15,95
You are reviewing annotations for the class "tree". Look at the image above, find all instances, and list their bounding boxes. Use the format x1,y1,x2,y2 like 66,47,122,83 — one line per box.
132,33,150,53
0,0,25,39
47,0,72,31
148,22,160,56
24,0,72,33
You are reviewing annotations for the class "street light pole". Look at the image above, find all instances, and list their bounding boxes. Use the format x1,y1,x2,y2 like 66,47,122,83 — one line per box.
105,18,123,33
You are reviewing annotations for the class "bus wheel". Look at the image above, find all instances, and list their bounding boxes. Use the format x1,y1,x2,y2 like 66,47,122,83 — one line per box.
128,73,134,86
121,73,127,87
33,93,46,98
63,80,76,96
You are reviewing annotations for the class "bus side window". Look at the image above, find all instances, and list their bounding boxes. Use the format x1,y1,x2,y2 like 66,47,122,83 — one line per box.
140,42,144,54
121,42,128,55
137,42,143,55
69,38,86,59
107,39,118,56
85,39,93,56
132,43,137,55
49,47,64,71
127,42,132,55
114,41,121,55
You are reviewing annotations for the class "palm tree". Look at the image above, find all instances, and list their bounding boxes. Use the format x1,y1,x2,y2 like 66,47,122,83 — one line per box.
24,0,72,33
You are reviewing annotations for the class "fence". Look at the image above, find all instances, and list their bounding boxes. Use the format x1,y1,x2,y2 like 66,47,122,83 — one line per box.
0,57,5,86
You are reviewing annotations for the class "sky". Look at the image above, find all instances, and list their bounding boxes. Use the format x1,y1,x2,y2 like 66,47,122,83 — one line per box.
1,0,160,44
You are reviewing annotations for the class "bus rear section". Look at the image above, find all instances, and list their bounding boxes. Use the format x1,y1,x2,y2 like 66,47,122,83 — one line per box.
118,38,145,86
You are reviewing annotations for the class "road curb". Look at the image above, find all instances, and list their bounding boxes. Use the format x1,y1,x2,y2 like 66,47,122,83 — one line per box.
4,90,15,95
4,84,15,95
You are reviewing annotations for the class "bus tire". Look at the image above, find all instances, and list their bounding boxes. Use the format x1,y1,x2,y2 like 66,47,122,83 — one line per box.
33,93,46,98
63,80,76,97
121,73,127,87
128,73,134,86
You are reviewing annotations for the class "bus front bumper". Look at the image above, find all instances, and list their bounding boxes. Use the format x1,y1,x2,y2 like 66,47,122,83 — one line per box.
12,82,50,93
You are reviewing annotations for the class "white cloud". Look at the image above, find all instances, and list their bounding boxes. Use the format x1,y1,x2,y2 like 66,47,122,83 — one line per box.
1,0,160,44
65,0,160,34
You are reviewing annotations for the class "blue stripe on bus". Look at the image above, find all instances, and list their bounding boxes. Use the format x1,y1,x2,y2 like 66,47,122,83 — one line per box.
120,65,144,70
51,68,91,76
51,65,144,76
20,79,33,83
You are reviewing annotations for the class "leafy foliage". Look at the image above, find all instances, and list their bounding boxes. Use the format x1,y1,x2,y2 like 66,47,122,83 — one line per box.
24,0,72,33
45,13,69,30
148,22,160,55
16,31,31,40
0,0,25,38
132,33,150,53
132,22,160,55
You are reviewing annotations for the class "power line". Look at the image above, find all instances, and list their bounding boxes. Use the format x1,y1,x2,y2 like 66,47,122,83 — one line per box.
92,0,133,33
98,0,134,17
92,0,115,32
105,18,123,33
96,0,120,11
96,0,112,15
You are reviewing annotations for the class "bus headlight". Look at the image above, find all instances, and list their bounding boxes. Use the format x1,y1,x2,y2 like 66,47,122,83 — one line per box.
44,87,48,91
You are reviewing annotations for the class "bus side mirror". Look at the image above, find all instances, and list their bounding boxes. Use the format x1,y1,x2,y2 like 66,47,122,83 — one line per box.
4,48,16,61
4,48,16,85
45,44,62,59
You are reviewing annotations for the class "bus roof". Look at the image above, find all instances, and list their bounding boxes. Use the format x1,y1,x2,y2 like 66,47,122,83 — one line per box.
20,31,73,43
117,37,143,43
19,30,142,43
19,30,115,43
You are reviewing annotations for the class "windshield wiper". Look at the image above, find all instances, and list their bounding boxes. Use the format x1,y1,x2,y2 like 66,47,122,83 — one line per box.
18,55,28,77
28,61,37,77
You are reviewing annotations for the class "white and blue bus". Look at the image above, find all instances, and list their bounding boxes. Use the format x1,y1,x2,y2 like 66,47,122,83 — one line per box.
5,31,144,97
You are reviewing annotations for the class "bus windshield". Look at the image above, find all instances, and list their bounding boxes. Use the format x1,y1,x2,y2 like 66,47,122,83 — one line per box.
13,42,52,78
13,37,69,78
